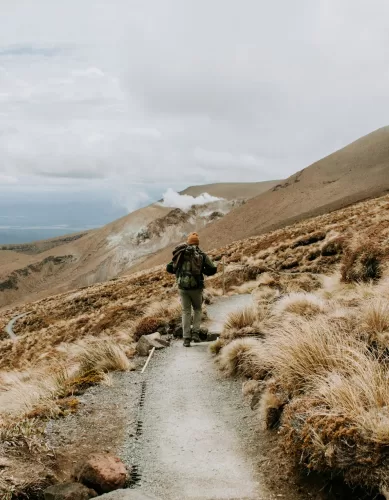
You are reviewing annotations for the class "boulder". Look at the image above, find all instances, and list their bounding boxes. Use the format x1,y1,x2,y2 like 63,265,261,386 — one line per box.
97,490,160,499
75,453,128,494
44,482,97,500
136,333,168,356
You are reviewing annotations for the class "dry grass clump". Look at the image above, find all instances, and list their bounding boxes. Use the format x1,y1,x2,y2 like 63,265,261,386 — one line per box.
217,338,263,377
341,242,383,283
221,304,272,341
133,316,163,340
321,236,344,257
274,292,327,317
265,317,368,395
223,306,258,333
76,339,132,374
209,338,225,356
259,381,287,430
281,360,389,490
362,299,389,337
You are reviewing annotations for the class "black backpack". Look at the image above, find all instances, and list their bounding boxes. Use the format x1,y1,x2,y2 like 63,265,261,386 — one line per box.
177,245,204,290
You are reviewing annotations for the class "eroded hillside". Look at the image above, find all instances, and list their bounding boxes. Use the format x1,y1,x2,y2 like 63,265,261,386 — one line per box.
0,182,277,309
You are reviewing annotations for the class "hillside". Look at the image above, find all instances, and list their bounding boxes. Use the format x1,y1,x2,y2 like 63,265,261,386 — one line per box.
200,126,389,248
0,181,277,308
1,192,389,498
182,181,277,199
131,126,389,273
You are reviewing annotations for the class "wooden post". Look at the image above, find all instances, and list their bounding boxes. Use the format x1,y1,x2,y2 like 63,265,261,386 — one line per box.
141,347,156,373
222,255,226,296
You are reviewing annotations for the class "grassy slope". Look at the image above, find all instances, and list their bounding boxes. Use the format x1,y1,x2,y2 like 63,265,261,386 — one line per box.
130,126,389,274
1,192,389,497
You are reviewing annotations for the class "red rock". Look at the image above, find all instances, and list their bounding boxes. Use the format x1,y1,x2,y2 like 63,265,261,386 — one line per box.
75,453,128,494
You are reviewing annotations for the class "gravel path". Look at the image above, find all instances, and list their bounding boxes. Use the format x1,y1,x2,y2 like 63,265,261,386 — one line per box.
4,312,29,340
122,294,275,500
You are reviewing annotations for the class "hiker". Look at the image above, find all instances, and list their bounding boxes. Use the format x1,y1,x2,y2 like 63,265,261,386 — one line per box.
167,232,217,347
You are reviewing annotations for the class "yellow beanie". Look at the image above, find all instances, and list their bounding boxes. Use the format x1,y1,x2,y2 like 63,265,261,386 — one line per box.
187,232,200,246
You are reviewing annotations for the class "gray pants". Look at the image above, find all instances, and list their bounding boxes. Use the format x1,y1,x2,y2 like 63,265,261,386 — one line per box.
179,289,203,339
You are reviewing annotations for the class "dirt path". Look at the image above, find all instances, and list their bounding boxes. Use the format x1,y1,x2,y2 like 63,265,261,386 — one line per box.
4,312,29,340
123,294,275,500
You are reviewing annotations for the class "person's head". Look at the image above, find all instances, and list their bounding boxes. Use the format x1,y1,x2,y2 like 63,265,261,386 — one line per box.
187,232,200,246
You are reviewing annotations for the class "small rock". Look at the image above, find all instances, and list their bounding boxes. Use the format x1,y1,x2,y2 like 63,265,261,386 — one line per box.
97,490,160,499
75,453,128,494
136,333,168,356
44,482,97,500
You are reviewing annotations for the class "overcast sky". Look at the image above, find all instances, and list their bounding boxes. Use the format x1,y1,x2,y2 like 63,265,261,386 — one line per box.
1,0,389,213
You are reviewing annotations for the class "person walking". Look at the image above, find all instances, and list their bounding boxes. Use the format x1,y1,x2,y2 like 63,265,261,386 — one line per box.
167,232,217,347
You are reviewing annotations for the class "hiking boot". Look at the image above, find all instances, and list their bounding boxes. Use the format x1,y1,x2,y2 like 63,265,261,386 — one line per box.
183,338,191,347
191,331,201,343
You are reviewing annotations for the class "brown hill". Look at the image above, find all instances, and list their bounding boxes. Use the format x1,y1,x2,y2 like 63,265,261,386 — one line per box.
182,181,277,199
0,181,277,308
131,126,389,272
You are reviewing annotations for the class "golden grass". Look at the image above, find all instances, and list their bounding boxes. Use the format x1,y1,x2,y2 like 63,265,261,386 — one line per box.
216,271,389,490
222,306,258,338
274,292,328,317
265,317,368,395
209,338,224,355
217,338,262,377
362,298,389,340
76,339,132,374
312,361,389,443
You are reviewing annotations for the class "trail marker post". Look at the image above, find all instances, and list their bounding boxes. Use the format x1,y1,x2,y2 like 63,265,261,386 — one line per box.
222,255,226,296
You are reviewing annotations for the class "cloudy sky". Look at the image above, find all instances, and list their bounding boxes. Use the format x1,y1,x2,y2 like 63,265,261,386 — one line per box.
1,0,389,238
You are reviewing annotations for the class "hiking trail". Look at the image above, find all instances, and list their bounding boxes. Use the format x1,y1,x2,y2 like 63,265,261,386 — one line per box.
5,312,29,341
122,294,275,500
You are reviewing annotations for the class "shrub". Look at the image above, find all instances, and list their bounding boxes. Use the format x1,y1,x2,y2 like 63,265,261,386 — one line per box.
133,316,163,340
341,243,382,283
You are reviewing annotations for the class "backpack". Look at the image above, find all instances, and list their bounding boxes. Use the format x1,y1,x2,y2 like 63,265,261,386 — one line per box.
177,245,204,290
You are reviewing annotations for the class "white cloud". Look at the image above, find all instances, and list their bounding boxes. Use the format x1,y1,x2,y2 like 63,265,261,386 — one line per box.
0,0,389,201
160,188,222,211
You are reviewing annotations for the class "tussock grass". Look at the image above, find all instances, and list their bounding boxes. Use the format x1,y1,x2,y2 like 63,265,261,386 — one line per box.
274,292,328,317
223,306,258,337
362,299,389,339
209,338,224,355
265,317,368,395
341,242,383,283
77,339,132,374
217,338,262,377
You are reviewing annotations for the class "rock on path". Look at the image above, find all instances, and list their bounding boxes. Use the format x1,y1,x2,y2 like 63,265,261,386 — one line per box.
122,294,273,500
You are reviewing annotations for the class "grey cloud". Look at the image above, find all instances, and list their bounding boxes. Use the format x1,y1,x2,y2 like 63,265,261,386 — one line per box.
0,0,389,202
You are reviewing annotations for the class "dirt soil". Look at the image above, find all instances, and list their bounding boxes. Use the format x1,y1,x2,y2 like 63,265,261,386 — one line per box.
46,370,143,483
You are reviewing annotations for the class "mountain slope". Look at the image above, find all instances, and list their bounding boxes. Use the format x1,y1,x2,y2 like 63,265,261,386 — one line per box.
130,126,389,273
199,126,389,249
0,181,278,308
